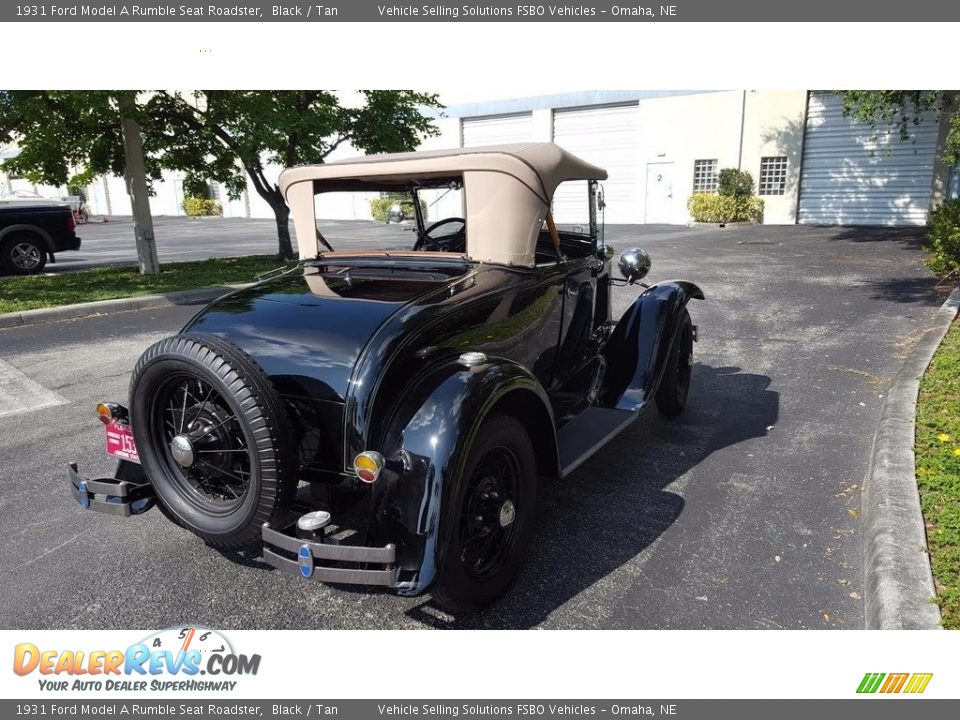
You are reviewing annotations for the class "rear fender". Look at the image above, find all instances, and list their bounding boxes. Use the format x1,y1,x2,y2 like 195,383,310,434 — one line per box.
368,356,555,596
601,280,704,412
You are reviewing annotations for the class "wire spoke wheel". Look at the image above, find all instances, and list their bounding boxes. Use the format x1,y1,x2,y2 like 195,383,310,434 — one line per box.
129,334,296,549
150,374,253,512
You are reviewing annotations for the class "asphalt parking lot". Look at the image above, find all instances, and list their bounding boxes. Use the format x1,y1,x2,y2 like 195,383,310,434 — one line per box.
0,223,947,629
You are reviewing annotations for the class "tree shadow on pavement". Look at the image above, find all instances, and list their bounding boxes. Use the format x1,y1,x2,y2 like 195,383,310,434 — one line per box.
857,275,950,306
404,363,780,629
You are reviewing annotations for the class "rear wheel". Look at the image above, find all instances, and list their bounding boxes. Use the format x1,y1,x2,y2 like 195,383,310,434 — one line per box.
655,309,693,417
0,233,47,275
129,334,297,549
432,415,536,613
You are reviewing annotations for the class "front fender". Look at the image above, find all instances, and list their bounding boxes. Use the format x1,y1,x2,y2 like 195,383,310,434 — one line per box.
368,355,553,596
601,280,704,412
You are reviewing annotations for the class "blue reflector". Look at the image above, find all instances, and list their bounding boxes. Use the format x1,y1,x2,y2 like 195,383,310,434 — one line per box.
77,481,90,509
297,544,314,578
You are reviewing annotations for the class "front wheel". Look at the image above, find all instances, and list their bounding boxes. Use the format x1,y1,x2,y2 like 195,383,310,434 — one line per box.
431,415,537,613
655,309,693,417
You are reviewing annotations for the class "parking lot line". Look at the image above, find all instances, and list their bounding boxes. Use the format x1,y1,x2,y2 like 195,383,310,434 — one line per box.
0,358,69,418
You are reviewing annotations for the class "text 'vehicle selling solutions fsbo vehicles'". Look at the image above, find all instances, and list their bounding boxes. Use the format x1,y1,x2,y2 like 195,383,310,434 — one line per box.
69,143,703,611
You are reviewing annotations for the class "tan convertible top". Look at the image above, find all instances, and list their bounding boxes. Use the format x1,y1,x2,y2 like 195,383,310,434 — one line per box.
279,143,607,267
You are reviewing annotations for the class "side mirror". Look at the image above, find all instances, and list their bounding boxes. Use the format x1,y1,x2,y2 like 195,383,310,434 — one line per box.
601,245,615,261
597,188,606,211
388,204,405,223
618,248,651,284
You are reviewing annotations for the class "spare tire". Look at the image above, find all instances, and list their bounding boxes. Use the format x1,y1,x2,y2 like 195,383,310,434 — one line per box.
128,333,297,549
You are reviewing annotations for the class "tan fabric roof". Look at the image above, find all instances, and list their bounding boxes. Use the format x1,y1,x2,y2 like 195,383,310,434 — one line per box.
279,143,608,267
279,143,607,204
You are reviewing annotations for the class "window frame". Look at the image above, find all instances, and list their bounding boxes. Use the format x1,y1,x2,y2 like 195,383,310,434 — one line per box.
758,156,788,196
692,159,719,194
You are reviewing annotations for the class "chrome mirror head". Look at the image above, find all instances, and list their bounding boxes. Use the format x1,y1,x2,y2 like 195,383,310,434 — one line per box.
602,245,615,261
618,248,651,283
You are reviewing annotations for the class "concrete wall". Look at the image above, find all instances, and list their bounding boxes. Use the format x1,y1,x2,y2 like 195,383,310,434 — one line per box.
739,90,808,224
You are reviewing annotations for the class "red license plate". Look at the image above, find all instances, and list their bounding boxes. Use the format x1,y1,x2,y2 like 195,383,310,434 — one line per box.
105,420,139,463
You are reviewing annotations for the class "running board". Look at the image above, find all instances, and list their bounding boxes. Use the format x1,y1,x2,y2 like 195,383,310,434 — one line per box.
557,407,638,478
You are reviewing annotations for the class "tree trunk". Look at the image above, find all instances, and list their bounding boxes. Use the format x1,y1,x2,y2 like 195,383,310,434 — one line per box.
270,198,295,261
118,95,160,275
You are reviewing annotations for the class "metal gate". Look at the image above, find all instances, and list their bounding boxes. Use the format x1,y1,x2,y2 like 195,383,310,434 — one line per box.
798,92,939,226
552,104,640,225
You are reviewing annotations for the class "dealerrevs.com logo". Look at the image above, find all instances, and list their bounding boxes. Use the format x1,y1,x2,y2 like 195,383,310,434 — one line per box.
857,673,933,694
13,627,260,692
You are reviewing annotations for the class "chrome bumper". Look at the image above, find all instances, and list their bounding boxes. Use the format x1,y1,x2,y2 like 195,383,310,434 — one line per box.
68,462,156,516
261,523,398,587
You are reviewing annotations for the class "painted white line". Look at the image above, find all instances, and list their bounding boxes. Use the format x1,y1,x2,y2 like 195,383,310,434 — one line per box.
0,358,69,418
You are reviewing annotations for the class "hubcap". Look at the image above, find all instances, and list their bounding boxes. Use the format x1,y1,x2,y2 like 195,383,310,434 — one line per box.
498,499,516,528
459,445,521,579
152,375,252,508
11,243,41,270
170,434,195,467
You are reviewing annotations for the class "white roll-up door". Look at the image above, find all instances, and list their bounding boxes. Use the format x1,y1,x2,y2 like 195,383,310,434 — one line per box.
461,113,533,147
798,92,938,226
552,104,639,225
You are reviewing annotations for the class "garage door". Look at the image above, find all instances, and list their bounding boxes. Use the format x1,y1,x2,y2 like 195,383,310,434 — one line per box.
552,104,639,225
798,92,939,226
461,113,533,148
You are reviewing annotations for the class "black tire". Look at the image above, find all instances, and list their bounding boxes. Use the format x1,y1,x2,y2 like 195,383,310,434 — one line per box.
431,414,537,613
0,233,47,275
655,309,693,417
128,334,297,549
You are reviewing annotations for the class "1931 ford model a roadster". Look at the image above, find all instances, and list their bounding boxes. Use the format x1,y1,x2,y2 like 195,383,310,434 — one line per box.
69,144,702,611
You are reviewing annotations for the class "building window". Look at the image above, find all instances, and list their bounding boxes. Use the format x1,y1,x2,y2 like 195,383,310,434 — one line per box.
692,159,718,193
209,181,221,202
758,156,788,196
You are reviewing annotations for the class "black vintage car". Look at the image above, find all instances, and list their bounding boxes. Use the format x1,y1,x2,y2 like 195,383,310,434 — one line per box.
0,200,81,274
69,144,702,611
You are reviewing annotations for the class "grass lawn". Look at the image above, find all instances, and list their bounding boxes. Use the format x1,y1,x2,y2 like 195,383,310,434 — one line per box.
0,255,295,314
916,318,960,629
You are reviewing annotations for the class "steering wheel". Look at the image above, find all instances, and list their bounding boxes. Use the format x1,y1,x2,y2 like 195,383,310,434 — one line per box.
415,217,466,252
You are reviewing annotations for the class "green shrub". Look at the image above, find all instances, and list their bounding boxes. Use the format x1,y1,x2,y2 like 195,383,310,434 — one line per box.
718,168,755,198
369,193,427,223
182,197,222,217
926,199,960,277
687,193,764,224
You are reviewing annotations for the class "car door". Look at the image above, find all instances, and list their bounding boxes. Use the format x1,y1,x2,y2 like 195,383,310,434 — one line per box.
548,256,599,419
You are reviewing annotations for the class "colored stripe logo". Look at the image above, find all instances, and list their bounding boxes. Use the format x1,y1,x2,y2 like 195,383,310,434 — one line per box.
857,672,933,694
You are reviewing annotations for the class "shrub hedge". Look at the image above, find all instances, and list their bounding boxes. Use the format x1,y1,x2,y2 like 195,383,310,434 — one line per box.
182,197,222,217
687,194,764,224
369,193,427,223
926,199,960,278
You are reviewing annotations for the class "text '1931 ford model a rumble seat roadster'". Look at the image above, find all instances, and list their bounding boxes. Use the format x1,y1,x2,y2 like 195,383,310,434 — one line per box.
69,143,703,611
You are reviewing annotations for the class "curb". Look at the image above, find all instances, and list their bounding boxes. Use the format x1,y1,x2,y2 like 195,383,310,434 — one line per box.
0,284,251,330
863,287,960,629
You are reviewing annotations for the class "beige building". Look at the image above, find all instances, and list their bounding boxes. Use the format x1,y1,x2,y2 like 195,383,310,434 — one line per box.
430,89,954,227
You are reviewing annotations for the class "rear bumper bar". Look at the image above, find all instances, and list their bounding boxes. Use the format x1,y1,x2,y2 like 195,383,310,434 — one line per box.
68,462,156,516
261,523,398,587
68,462,399,588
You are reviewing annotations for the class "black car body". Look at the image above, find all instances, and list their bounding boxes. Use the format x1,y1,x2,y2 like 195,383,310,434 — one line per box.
0,200,81,274
70,144,702,611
